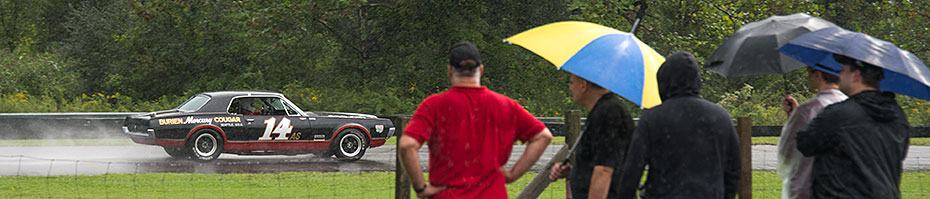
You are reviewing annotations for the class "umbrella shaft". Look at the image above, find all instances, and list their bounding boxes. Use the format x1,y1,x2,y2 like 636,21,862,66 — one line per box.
630,18,641,34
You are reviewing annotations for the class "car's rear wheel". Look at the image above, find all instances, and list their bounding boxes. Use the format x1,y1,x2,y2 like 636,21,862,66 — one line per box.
163,147,190,159
331,128,368,161
187,129,223,161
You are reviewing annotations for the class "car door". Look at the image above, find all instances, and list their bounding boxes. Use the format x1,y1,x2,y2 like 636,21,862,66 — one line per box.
238,97,312,148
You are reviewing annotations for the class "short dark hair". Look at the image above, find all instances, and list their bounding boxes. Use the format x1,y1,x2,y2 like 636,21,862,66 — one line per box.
834,54,883,88
571,73,605,90
448,41,482,77
809,66,840,84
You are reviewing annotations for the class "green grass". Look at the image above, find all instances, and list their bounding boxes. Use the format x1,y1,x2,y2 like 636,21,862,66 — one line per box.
753,136,780,145
1,171,927,198
0,172,565,199
752,136,930,146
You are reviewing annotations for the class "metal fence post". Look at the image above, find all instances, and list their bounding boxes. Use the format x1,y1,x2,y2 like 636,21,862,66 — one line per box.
737,117,752,199
393,116,411,199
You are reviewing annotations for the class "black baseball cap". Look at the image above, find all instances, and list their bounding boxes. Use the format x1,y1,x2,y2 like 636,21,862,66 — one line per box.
448,41,482,70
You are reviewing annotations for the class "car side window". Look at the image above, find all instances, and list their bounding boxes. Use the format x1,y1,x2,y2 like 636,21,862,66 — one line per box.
230,97,264,115
263,97,293,116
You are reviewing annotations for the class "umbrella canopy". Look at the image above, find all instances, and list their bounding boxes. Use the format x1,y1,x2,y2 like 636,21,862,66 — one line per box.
778,27,930,100
504,21,665,108
706,13,837,77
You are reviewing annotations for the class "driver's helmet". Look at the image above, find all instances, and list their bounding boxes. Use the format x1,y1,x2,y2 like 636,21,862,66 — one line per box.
240,99,260,115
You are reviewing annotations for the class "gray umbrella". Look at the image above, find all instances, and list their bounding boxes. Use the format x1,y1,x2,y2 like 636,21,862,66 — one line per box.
705,13,837,77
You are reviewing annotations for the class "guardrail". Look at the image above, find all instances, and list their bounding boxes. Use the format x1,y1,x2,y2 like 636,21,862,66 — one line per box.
1,113,928,139
0,113,143,139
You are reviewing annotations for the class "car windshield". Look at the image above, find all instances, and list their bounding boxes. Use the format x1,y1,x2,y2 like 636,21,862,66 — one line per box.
176,95,210,112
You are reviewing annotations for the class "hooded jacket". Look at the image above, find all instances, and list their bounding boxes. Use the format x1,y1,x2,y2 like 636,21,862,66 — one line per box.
618,51,741,199
797,90,910,199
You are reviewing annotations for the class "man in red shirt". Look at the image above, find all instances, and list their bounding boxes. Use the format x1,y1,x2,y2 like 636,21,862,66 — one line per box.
399,41,553,199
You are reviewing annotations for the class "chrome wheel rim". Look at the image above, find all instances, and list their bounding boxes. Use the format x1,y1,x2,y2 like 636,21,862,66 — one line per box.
194,133,217,157
339,133,362,157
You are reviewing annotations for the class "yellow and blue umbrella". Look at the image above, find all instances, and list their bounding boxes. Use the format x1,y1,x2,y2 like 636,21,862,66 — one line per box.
505,21,665,108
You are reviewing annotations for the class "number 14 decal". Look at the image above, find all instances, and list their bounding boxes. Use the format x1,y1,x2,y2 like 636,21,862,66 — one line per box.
259,117,293,141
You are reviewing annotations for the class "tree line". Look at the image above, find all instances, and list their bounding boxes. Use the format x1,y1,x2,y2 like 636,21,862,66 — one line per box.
1,0,928,125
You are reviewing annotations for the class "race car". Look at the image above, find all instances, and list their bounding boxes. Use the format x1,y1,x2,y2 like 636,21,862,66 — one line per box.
122,91,395,161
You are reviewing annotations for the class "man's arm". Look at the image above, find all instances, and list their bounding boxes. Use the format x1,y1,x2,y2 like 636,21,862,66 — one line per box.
503,128,552,183
588,166,614,199
778,105,814,161
398,135,444,197
796,106,839,157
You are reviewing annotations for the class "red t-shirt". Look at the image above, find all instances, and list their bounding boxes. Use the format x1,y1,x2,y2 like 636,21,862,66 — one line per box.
405,86,545,199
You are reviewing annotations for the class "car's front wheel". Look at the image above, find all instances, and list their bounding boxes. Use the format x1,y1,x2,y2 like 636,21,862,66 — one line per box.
331,128,368,161
187,129,223,161
163,147,190,159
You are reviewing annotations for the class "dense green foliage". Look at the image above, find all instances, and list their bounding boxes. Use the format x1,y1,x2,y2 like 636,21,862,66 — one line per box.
1,0,929,125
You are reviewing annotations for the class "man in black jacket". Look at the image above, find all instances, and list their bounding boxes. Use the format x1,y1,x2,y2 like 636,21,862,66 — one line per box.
617,51,741,198
548,73,635,199
797,54,910,198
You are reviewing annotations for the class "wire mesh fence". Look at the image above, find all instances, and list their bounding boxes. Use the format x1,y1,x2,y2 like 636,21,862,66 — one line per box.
0,154,577,199
1,145,929,198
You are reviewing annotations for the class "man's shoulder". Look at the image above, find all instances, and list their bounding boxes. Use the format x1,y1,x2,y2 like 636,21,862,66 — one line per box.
591,97,630,117
423,88,518,106
819,99,855,113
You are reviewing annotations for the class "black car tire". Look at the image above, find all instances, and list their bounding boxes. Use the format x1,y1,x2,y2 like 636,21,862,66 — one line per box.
163,147,190,159
187,129,223,161
331,128,368,161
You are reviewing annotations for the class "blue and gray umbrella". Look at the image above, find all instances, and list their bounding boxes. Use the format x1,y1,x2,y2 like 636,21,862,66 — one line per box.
778,27,930,100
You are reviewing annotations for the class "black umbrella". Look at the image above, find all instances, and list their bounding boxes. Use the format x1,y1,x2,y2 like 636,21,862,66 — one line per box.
705,13,837,77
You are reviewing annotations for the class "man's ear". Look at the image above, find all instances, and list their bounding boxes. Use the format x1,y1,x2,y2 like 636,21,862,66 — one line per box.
851,69,863,84
579,78,589,92
447,65,453,78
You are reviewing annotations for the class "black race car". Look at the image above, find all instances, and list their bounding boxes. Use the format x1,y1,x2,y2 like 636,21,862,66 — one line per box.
122,91,395,161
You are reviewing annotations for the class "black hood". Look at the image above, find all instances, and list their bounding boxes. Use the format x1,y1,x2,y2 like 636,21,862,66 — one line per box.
657,51,702,101
850,90,903,122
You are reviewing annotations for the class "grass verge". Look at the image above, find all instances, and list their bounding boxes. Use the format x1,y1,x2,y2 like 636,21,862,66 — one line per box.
1,171,927,198
752,136,930,146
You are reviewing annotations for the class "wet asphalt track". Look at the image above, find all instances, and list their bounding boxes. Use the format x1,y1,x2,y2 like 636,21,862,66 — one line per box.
1,143,928,176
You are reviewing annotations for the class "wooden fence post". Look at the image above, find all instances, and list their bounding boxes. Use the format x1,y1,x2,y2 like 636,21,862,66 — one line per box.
394,116,411,199
737,117,752,199
565,110,582,163
515,110,581,199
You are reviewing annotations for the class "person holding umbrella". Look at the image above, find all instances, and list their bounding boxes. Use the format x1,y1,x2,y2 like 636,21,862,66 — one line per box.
778,26,923,198
795,54,910,198
505,21,661,199
777,66,846,199
617,51,741,198
398,41,553,199
547,73,635,199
